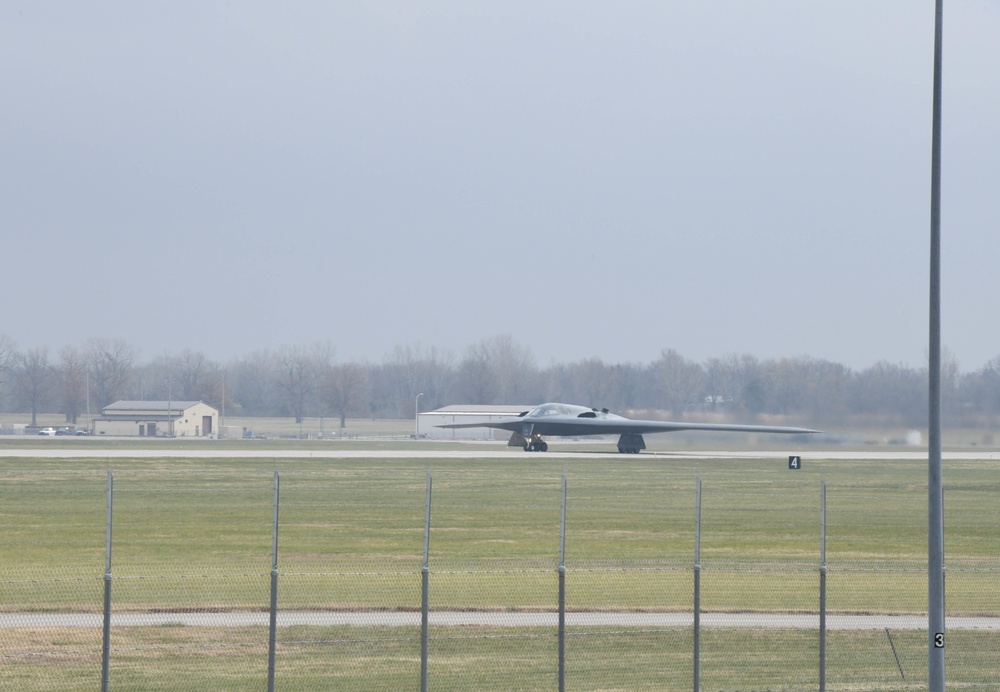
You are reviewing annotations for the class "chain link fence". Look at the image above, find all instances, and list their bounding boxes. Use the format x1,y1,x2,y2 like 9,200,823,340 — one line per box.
2,459,1000,690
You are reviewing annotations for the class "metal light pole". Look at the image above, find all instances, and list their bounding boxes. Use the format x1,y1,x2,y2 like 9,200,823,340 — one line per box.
421,473,432,691
558,474,567,692
267,472,279,692
101,471,113,692
85,366,91,428
221,372,226,436
167,380,173,438
415,393,424,439
928,0,945,688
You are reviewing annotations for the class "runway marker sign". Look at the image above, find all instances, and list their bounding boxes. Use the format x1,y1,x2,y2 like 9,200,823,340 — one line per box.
788,455,802,470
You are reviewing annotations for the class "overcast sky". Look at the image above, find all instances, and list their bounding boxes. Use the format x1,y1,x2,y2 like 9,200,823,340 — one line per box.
3,2,997,372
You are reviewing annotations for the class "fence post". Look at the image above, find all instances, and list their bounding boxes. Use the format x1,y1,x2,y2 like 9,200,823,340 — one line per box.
421,473,432,692
558,474,567,692
268,472,280,692
819,481,827,692
101,470,113,692
693,477,702,692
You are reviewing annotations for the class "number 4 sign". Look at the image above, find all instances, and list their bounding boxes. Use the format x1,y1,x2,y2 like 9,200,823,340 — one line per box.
788,455,802,470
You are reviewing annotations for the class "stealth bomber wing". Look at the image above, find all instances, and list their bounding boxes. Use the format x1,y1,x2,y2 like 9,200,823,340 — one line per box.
438,402,818,453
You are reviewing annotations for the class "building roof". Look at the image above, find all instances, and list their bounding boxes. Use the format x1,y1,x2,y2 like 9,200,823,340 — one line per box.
424,405,534,416
103,400,203,412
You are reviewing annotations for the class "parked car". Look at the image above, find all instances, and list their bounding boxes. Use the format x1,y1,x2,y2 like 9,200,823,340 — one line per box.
38,427,57,436
55,427,73,436
74,429,90,436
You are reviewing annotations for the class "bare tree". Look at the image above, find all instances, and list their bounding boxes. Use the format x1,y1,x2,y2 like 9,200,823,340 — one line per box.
606,363,645,412
963,354,1000,427
229,350,278,416
489,334,537,403
380,342,456,415
276,343,331,424
276,346,311,424
458,335,536,404
653,349,704,417
703,357,728,411
14,347,52,427
171,350,225,405
321,362,369,432
534,359,641,413
0,334,15,374
0,334,16,407
57,346,88,423
173,349,207,400
139,350,227,412
87,338,137,409
777,357,851,425
200,360,227,412
570,358,615,408
940,347,961,424
458,341,497,404
849,360,925,426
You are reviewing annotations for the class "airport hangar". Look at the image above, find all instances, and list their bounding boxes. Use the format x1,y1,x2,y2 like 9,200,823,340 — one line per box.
419,405,534,440
92,400,219,438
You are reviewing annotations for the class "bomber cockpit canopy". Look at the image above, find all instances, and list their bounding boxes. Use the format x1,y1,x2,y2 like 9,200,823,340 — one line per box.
526,403,598,418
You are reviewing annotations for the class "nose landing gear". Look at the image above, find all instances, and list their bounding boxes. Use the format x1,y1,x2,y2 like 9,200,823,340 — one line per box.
524,435,548,452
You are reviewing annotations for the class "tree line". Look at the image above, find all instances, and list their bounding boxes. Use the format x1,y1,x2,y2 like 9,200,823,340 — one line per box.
1,334,998,430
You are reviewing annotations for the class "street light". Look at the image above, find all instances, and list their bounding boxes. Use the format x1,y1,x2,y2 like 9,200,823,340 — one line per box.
415,393,424,440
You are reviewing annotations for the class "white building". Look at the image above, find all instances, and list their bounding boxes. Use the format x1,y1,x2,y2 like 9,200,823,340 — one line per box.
419,404,534,440
93,401,219,438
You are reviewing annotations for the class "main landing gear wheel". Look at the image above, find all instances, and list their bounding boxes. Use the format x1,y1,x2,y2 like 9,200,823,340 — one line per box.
616,433,646,454
524,440,549,452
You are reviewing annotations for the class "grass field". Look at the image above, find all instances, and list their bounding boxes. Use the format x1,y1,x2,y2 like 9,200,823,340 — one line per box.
5,625,999,690
2,446,999,689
